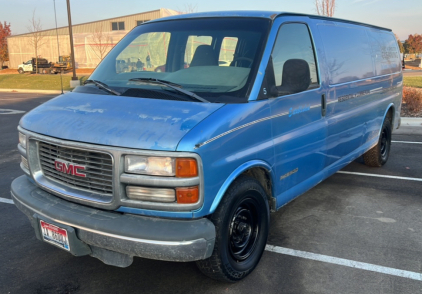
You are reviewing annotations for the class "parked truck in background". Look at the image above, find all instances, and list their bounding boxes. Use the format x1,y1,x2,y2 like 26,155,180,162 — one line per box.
17,56,72,74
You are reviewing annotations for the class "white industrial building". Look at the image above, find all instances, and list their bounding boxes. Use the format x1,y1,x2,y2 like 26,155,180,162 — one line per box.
7,8,180,69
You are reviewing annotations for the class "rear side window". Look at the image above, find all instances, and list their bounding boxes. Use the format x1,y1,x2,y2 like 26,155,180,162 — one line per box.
184,36,213,66
219,37,238,66
318,23,374,85
366,30,401,75
271,23,319,90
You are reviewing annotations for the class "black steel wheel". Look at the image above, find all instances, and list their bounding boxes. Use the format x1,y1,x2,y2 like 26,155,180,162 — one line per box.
229,198,260,262
363,116,392,167
196,175,269,282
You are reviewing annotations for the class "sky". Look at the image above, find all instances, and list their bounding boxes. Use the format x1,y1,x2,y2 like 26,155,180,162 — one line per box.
0,0,420,40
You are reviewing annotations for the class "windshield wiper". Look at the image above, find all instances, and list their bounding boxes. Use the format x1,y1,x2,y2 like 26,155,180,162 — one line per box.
84,79,120,96
128,78,209,103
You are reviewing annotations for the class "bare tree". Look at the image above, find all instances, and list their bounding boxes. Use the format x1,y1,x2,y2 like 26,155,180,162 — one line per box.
91,24,112,61
315,0,336,17
27,10,46,74
183,4,198,14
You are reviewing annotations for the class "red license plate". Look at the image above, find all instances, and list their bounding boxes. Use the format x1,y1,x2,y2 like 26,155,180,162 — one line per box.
40,220,70,251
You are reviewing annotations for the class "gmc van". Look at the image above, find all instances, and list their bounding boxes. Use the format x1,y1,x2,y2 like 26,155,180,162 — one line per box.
11,11,402,282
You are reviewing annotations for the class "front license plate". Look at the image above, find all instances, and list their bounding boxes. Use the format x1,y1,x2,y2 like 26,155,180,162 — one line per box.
40,220,70,251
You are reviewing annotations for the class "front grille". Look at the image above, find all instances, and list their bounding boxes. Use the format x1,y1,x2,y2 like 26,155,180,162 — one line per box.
39,142,113,195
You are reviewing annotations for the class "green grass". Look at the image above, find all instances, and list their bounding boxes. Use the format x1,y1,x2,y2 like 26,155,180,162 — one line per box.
0,74,89,91
403,77,422,88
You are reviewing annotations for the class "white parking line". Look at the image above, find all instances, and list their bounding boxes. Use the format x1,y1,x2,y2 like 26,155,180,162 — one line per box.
0,197,14,204
265,245,422,281
0,109,26,115
337,171,422,182
392,141,422,144
0,96,54,100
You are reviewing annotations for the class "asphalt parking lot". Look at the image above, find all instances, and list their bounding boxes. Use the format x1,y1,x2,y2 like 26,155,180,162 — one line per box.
1,92,422,294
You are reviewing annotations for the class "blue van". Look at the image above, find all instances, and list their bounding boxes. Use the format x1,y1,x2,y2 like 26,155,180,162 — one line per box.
12,11,402,282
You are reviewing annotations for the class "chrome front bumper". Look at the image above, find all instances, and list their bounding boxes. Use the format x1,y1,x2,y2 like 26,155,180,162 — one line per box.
11,176,215,267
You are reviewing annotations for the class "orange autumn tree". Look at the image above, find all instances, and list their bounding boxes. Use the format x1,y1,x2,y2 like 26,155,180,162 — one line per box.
404,34,422,54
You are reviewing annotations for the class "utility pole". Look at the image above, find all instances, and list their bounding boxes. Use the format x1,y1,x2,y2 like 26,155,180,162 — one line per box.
66,0,78,83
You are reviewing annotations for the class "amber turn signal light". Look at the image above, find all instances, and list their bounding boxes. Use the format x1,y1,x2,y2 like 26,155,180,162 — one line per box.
175,158,198,178
176,186,199,204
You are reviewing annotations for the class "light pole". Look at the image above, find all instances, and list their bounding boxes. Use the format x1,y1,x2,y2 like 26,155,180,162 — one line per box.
53,0,64,94
66,0,78,83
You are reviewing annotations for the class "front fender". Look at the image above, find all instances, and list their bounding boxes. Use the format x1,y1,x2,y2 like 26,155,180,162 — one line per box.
209,160,274,214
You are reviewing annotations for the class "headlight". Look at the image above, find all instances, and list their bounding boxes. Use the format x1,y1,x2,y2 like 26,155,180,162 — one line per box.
125,156,175,176
19,132,27,149
125,156,199,178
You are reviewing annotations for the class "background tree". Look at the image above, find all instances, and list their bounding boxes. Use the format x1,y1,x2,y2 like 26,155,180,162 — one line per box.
315,0,336,17
182,4,198,14
91,24,111,61
395,34,404,53
0,21,11,69
404,34,422,54
27,10,46,74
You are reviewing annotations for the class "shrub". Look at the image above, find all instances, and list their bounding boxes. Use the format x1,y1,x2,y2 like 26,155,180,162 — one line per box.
403,86,422,112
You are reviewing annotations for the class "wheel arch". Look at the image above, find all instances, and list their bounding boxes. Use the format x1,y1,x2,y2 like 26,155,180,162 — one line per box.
209,160,276,214
378,103,395,137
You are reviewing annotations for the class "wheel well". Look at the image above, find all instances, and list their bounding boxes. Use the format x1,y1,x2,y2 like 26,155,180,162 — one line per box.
242,167,275,212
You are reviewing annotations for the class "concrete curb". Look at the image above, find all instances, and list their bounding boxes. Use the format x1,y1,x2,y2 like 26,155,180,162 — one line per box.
401,117,422,127
0,89,69,94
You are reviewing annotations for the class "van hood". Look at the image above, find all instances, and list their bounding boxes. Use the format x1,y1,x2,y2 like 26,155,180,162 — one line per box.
20,92,224,151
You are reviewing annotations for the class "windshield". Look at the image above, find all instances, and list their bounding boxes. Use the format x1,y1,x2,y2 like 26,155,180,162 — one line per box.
87,18,270,103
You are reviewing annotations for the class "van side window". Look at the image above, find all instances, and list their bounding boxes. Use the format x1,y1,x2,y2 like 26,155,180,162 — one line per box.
219,37,238,66
366,30,401,76
271,23,319,93
184,36,213,66
318,24,373,85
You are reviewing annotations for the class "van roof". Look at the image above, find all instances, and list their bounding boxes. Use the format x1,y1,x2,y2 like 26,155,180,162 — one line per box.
148,11,391,32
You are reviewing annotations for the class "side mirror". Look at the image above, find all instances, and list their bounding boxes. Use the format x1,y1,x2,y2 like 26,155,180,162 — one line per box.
277,59,311,95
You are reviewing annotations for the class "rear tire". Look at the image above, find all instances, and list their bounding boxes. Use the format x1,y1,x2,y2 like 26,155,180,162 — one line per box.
196,175,269,282
363,117,392,167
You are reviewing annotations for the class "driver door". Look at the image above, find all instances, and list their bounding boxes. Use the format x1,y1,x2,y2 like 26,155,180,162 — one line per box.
267,21,327,207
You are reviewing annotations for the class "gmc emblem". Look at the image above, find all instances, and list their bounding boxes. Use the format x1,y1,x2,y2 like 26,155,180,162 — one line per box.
54,159,86,178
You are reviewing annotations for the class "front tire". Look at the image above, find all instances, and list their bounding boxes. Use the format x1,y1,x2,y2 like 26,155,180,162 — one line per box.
18,68,24,74
196,176,269,282
363,117,392,167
